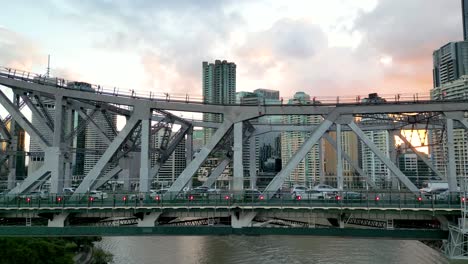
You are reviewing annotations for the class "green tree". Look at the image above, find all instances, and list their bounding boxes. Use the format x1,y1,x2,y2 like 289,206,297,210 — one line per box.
92,248,113,264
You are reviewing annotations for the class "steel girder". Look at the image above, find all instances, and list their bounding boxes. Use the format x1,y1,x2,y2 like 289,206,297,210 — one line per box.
33,94,55,131
201,158,231,188
21,95,54,136
263,111,339,194
0,90,50,149
8,165,50,194
163,121,233,198
72,113,141,197
347,122,419,193
64,109,98,144
4,75,468,118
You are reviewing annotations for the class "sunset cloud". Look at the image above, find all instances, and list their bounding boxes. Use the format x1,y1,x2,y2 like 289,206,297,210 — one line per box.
0,0,463,100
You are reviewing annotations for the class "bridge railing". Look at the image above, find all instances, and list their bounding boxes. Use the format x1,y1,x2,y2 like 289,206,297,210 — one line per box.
0,66,439,106
0,190,463,210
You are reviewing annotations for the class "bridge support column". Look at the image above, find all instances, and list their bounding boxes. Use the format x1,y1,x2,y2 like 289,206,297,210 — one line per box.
339,214,345,228
48,213,69,227
49,96,65,194
388,130,399,189
47,147,64,194
7,121,17,190
336,124,343,190
139,113,151,192
319,137,325,185
446,118,458,192
63,107,73,189
249,136,257,189
233,122,244,191
7,92,19,190
231,212,256,228
137,212,162,227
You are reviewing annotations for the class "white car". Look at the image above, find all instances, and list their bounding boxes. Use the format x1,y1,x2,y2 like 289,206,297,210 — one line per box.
89,190,108,200
312,184,339,193
291,186,309,198
150,189,168,199
295,190,324,200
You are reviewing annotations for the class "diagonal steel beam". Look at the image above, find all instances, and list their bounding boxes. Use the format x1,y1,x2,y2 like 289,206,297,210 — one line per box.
202,158,231,188
0,90,50,149
8,165,50,194
102,110,118,137
323,133,376,189
92,166,123,190
77,109,112,145
396,133,444,180
33,95,55,130
263,113,338,194
149,125,190,182
163,121,233,198
72,114,141,197
21,95,54,135
0,119,11,140
63,109,98,144
348,122,419,193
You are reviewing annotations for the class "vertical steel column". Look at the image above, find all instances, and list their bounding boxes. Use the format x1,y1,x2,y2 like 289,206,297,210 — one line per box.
336,124,343,190
446,118,458,191
233,122,244,191
139,112,151,192
249,136,257,189
49,96,64,194
319,138,325,184
388,130,398,189
63,107,73,188
186,128,193,189
7,93,18,189
186,128,193,164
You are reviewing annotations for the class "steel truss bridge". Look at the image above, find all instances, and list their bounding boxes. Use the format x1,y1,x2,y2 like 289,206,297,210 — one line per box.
1,67,468,259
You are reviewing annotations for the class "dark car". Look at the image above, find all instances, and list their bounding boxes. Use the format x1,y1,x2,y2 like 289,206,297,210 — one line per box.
187,186,209,198
341,191,366,200
243,189,263,200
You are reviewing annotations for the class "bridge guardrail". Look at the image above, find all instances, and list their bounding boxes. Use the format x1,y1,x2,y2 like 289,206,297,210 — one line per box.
0,66,443,106
0,190,464,210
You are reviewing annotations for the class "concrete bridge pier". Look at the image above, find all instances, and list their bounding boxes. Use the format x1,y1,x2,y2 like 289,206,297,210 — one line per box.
231,212,256,228
137,212,162,227
48,213,70,227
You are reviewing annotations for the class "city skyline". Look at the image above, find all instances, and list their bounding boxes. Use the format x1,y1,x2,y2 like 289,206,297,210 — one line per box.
0,0,464,100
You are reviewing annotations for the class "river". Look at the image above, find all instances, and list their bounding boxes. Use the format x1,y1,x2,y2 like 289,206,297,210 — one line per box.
96,236,464,264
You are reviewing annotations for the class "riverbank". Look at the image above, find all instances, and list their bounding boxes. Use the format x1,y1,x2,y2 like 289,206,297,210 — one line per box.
0,237,112,264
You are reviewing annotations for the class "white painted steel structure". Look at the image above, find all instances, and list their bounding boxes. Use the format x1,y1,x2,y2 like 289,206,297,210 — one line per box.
0,67,467,202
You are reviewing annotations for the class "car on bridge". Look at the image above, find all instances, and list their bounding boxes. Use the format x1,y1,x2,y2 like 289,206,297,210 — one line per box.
89,190,108,200
294,190,324,200
290,186,308,199
242,189,263,201
339,191,366,201
20,190,48,200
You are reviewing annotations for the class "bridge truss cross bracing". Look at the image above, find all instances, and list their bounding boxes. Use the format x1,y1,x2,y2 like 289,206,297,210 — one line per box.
1,67,468,256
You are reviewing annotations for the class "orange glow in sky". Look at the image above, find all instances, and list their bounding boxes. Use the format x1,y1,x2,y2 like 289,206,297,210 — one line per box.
395,130,429,154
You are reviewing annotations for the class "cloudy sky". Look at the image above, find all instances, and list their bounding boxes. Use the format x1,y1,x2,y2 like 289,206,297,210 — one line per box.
0,0,463,100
